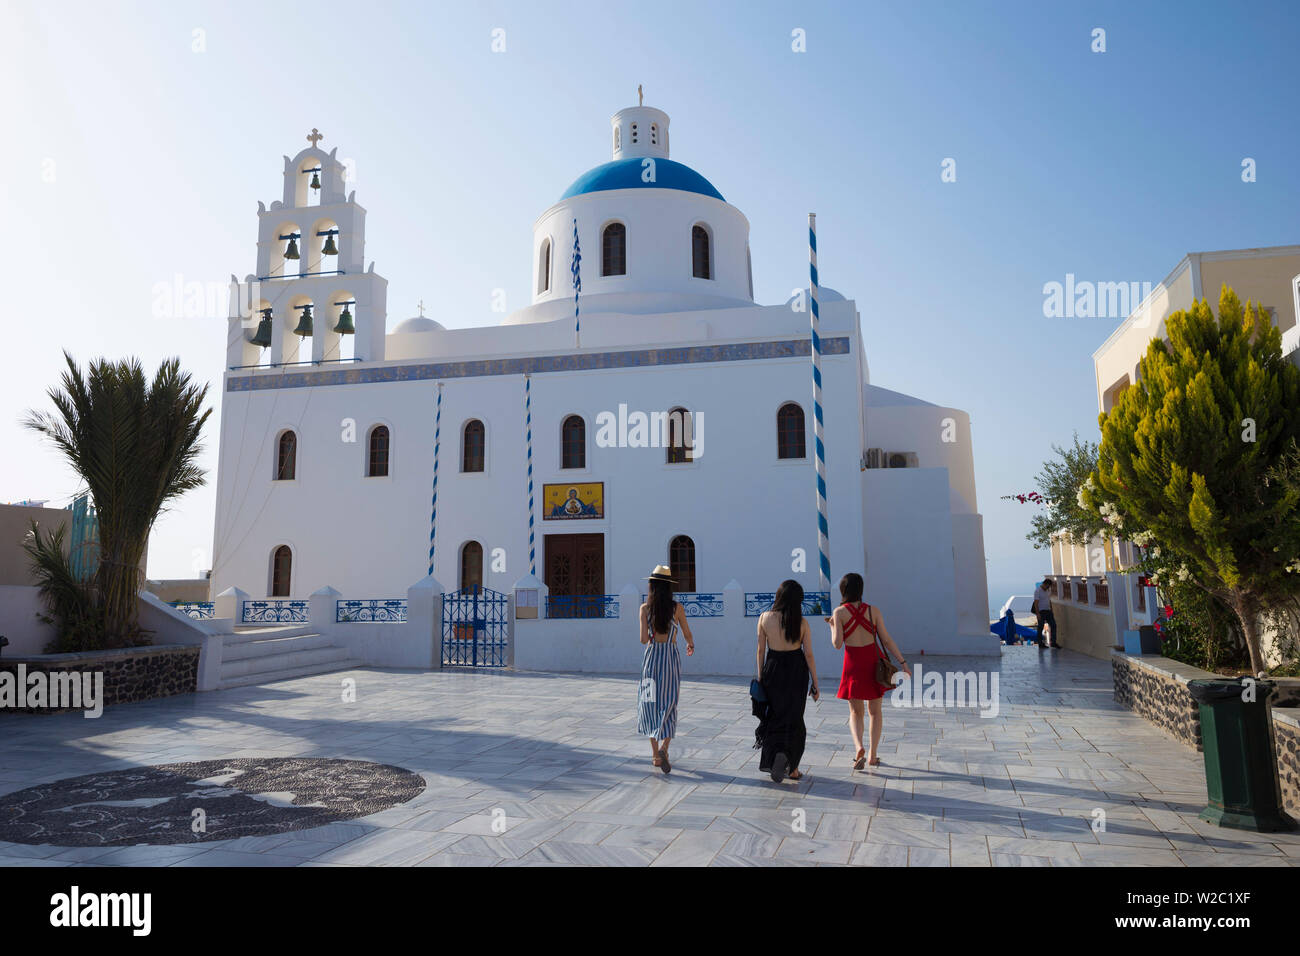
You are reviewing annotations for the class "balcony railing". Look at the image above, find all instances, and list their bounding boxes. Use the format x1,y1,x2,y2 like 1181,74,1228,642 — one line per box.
336,599,408,623
744,591,832,617
169,601,214,620
640,592,724,617
546,594,619,619
241,600,309,624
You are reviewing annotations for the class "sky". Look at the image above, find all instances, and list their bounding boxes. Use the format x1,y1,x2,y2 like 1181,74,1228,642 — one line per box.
2,0,1297,616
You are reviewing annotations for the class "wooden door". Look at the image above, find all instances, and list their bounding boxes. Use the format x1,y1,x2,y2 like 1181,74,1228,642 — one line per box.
544,534,605,596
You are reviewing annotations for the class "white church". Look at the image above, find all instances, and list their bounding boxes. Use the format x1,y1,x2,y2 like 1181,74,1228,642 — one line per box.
212,98,992,670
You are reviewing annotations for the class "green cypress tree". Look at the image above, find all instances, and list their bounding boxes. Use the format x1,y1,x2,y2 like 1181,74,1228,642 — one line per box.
1083,285,1300,675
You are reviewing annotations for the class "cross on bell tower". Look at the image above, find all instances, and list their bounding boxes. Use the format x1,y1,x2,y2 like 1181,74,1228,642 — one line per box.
307,128,324,148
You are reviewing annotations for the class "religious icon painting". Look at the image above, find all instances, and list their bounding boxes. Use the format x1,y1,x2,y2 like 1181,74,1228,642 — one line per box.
543,482,604,519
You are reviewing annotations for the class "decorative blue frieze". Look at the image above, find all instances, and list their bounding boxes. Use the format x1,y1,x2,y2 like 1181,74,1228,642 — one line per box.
228,337,851,392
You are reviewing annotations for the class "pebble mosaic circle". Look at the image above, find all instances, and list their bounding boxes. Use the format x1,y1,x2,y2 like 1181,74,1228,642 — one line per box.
0,757,426,847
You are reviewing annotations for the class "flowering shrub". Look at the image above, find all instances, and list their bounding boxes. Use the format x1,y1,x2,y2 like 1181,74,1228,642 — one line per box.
1001,492,1044,505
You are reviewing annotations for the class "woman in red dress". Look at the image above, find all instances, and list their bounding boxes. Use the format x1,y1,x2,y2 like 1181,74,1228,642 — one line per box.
831,572,911,769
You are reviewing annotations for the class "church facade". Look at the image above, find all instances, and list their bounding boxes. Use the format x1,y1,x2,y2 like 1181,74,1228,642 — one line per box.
212,101,992,656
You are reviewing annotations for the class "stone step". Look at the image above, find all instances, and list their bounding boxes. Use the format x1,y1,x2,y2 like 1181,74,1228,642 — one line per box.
229,624,314,641
223,633,338,662
218,658,365,689
219,645,353,680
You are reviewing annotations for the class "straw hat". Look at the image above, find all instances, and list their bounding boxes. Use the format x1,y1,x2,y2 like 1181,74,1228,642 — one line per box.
647,564,675,584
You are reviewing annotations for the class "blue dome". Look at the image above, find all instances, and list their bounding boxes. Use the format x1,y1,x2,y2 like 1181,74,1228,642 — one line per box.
560,158,724,202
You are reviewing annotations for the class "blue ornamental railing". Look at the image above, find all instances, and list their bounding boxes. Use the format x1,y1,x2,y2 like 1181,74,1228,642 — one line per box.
241,599,309,624
744,591,832,617
640,592,724,617
336,599,408,623
170,601,214,620
546,594,619,619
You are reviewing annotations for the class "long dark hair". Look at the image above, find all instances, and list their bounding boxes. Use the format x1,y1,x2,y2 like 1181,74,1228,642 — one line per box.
839,572,864,604
772,579,804,644
648,579,676,634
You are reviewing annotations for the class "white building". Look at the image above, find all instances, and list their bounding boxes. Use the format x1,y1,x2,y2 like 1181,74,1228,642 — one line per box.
1044,245,1300,661
212,100,992,664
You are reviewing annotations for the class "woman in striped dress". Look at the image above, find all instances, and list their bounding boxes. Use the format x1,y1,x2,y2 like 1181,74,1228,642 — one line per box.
637,565,695,773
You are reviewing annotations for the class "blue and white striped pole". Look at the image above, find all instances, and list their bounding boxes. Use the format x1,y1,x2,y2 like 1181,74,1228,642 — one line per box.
525,373,537,576
428,382,442,577
809,213,830,597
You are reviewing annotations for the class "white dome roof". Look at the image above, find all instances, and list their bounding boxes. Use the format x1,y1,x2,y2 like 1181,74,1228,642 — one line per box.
391,316,444,334
784,286,846,307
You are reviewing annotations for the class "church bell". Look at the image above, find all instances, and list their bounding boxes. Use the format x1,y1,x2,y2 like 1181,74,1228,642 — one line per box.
284,236,300,260
310,169,321,191
322,233,338,256
332,303,355,335
293,304,313,337
250,309,273,348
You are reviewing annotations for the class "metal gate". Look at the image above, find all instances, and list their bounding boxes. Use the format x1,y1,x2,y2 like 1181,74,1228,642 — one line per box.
441,586,509,667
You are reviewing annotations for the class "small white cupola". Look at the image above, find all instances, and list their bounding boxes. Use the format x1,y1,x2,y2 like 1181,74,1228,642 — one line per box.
611,85,669,161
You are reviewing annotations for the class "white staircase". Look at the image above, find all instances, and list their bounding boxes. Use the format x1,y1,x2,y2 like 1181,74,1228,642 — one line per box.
219,624,363,689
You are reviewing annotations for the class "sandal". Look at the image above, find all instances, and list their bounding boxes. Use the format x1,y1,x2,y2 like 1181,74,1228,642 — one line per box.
659,747,671,774
788,769,803,781
853,748,866,771
868,756,883,767
652,753,662,768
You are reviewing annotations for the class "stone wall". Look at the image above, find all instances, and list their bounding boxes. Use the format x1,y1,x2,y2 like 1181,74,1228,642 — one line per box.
1277,711,1300,820
1112,653,1202,748
0,644,199,714
1112,650,1300,819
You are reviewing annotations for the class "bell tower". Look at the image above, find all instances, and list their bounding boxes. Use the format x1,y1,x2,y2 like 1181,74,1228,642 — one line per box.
610,87,670,161
227,128,388,370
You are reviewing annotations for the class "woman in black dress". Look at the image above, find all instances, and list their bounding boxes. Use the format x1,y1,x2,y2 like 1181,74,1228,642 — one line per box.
755,580,819,782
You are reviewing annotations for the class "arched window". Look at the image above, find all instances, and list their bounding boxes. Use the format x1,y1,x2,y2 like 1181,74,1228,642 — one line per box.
747,245,753,299
776,403,806,459
275,431,297,480
561,415,586,469
692,225,712,279
537,238,551,294
614,127,621,152
462,420,485,473
602,223,626,277
367,425,390,477
461,541,483,591
669,535,696,592
271,545,292,597
666,407,693,464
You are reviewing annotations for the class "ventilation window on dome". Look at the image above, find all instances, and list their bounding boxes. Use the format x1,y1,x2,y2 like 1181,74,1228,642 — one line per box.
630,122,638,144
650,123,658,145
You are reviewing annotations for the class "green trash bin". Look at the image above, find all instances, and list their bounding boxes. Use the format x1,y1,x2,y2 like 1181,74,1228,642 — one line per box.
1186,678,1296,832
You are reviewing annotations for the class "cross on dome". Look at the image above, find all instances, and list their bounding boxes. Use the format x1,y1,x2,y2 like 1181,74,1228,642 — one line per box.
637,84,643,106
306,128,324,148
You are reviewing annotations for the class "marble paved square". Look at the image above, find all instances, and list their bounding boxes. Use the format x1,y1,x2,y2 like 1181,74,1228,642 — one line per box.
2,646,1298,866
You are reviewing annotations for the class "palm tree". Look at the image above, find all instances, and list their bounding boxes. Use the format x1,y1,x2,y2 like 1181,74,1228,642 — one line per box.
24,352,210,648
